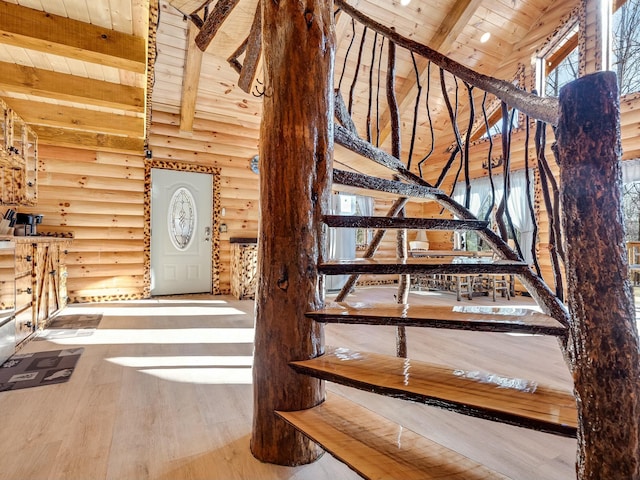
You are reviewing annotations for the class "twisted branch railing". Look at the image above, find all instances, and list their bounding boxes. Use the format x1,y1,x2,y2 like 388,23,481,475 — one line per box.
332,1,567,306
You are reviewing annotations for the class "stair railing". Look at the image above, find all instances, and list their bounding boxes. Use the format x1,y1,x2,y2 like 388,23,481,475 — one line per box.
331,1,567,313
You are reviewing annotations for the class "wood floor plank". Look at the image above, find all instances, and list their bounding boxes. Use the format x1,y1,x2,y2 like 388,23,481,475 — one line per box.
277,393,512,480
0,288,579,480
308,302,566,335
290,347,578,437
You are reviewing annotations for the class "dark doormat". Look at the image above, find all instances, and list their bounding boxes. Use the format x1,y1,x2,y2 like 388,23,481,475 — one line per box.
0,348,84,392
35,313,102,341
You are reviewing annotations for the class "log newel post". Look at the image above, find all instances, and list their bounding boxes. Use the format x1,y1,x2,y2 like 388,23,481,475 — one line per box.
250,0,335,466
556,71,640,479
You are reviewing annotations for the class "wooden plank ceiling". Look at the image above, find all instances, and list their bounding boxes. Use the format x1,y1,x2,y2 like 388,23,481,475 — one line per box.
0,0,151,153
0,0,577,174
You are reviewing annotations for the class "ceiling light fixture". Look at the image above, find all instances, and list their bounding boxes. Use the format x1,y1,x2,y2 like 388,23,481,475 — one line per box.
480,32,491,43
400,0,411,6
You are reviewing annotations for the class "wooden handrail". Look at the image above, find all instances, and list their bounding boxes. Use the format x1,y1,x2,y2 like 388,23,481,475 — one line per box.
335,0,559,125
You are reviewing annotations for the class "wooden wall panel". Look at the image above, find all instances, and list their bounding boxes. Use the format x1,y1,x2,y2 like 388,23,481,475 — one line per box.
20,143,147,303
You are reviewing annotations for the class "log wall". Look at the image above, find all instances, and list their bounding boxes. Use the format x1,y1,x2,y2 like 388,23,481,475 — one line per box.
17,85,640,304
17,110,260,301
20,145,147,302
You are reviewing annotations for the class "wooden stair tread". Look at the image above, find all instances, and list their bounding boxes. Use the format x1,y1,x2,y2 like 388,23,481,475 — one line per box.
290,347,577,437
319,257,528,276
307,302,567,336
323,215,488,231
276,393,511,480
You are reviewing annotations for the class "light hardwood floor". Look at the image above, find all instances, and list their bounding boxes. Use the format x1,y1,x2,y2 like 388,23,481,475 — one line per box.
0,286,578,480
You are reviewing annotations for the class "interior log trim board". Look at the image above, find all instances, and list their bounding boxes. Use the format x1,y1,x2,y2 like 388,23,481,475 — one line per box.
143,160,222,297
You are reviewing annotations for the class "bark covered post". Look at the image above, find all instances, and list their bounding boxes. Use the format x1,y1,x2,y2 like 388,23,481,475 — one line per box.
555,71,640,479
250,0,335,466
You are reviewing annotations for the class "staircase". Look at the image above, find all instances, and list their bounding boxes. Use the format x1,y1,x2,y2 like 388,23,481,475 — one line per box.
275,168,575,478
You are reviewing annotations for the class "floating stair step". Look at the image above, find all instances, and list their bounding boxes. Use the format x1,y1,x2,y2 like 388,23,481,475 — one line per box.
277,393,511,480
307,302,567,336
323,215,489,231
290,347,577,437
318,258,528,276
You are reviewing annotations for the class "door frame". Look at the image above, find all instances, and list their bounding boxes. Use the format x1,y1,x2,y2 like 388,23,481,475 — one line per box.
144,160,222,296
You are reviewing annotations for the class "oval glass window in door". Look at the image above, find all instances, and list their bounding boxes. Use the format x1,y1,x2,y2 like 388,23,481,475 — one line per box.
168,187,197,250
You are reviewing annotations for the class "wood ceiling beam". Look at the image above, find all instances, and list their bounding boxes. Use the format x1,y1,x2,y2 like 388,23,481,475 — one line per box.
377,0,484,147
194,0,240,51
238,1,262,93
0,1,146,74
180,23,204,132
34,126,145,154
4,98,144,138
0,61,145,113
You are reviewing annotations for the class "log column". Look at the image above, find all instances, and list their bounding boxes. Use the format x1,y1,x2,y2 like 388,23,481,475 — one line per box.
556,71,640,479
250,0,335,466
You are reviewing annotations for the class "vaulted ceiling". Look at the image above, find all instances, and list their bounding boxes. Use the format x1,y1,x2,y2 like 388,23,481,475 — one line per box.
0,0,580,182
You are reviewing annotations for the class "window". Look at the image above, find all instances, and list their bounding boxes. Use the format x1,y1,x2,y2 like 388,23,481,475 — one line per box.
623,181,640,241
540,24,579,97
355,196,374,249
613,0,640,94
168,187,197,250
452,170,535,263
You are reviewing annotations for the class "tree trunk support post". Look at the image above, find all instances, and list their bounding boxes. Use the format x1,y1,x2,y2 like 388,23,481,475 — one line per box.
251,0,335,466
556,71,640,479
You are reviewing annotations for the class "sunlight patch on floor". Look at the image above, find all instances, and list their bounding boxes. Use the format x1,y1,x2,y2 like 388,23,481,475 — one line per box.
106,355,254,385
106,356,254,368
90,306,247,317
138,367,253,384
46,328,255,346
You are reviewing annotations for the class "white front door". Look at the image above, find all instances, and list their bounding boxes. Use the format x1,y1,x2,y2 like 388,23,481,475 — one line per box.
150,168,213,295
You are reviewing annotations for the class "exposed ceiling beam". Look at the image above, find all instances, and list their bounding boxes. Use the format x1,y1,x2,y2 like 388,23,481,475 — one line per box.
0,61,145,113
238,0,262,93
34,126,145,154
0,1,146,73
195,0,240,51
4,98,144,138
377,0,484,147
180,23,204,132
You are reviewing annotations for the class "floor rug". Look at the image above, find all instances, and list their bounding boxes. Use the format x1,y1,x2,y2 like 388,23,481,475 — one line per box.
35,313,102,341
0,348,84,392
